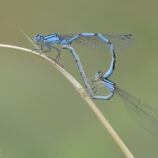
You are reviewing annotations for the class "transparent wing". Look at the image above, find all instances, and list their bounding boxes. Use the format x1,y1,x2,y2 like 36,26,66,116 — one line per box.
61,33,135,50
115,86,158,136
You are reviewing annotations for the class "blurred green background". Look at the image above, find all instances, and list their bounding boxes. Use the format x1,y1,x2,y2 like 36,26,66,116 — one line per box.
0,0,158,157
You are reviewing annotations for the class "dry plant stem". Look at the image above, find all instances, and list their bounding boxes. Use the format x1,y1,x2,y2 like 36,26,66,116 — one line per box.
0,43,134,158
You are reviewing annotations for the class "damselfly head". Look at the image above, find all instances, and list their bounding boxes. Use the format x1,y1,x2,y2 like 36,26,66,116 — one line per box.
34,34,43,42
92,71,103,82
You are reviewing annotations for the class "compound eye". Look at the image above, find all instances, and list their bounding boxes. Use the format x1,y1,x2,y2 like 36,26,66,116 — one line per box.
94,70,102,79
36,34,42,38
96,71,103,77
97,70,102,75
34,34,42,42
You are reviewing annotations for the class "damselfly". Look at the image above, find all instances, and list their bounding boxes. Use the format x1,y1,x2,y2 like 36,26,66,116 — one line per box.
63,45,158,136
34,33,134,79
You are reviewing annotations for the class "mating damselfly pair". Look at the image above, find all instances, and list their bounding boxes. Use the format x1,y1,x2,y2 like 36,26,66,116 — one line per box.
33,32,158,136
